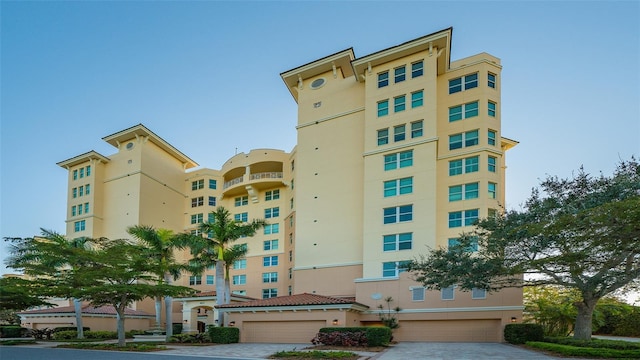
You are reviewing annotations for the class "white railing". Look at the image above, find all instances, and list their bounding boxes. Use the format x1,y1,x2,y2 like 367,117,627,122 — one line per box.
249,172,283,181
223,176,244,189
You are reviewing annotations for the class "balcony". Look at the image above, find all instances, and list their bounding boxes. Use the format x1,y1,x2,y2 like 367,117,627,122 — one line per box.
222,171,284,197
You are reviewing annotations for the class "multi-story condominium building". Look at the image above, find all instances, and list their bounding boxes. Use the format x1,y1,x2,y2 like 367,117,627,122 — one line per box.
51,27,521,342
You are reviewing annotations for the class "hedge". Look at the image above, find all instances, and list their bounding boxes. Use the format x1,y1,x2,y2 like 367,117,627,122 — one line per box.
208,326,239,344
504,323,544,344
53,326,90,333
527,341,640,358
53,330,119,340
0,326,24,338
317,327,391,347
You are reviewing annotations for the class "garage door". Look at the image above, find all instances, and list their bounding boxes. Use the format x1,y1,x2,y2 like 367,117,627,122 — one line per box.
395,320,501,342
242,321,325,343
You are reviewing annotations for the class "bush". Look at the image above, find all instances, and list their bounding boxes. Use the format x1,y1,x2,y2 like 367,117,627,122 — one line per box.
543,337,640,350
527,341,640,358
53,326,90,333
613,309,640,337
504,323,544,344
53,330,78,340
312,331,367,347
364,327,392,347
0,326,24,338
314,327,391,347
208,326,239,344
170,333,209,343
54,330,118,340
172,323,183,335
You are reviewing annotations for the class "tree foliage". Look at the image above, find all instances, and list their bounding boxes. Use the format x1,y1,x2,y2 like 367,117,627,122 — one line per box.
408,159,640,340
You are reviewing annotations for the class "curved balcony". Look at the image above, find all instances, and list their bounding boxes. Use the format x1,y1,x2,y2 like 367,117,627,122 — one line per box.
222,171,285,197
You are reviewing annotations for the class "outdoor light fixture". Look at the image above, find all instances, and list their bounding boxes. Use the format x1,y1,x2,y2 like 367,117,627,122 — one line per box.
510,317,517,323
229,321,236,326
184,319,188,323
332,319,338,325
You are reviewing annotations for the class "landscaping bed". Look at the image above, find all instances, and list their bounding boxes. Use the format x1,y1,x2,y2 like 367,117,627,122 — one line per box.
56,343,167,352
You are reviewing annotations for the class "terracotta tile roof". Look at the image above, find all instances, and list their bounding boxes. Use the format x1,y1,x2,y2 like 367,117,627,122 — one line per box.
19,305,152,317
216,293,369,309
191,291,256,301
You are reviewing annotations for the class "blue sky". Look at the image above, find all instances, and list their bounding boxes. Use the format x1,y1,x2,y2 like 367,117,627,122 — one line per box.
1,1,639,276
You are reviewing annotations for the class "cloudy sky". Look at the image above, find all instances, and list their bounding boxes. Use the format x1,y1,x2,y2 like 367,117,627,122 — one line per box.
1,1,638,276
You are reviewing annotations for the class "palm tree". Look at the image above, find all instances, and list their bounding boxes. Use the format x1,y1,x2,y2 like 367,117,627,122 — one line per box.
197,207,266,325
222,244,248,304
127,225,187,340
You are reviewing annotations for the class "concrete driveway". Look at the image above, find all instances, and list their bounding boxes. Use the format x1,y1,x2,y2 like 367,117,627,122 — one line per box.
374,342,564,360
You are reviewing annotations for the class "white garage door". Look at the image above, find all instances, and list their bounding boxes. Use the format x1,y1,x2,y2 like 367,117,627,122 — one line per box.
242,321,325,343
395,320,501,342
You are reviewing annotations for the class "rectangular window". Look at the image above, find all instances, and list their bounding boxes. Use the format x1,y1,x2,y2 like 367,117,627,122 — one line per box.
411,61,423,78
377,100,389,117
73,170,78,180
265,189,280,201
264,223,279,234
262,272,278,283
488,182,497,199
465,130,479,147
448,101,478,122
449,160,463,176
263,239,278,251
451,156,480,175
394,95,406,113
189,276,202,285
232,274,246,285
412,287,425,301
86,166,91,177
232,290,246,295
384,150,413,171
449,130,479,150
71,206,76,216
79,168,84,178
378,71,389,88
78,204,83,215
234,212,248,222
383,232,412,251
233,259,246,270
472,288,487,299
234,196,248,207
449,134,462,150
383,205,413,224
190,213,203,224
208,213,215,223
393,125,406,142
449,73,478,94
384,177,413,197
78,186,84,197
209,179,217,189
441,286,455,300
488,156,497,173
84,203,89,214
448,185,462,202
488,130,496,146
449,105,462,122
448,237,479,252
464,183,479,199
382,261,409,277
488,73,496,88
466,156,479,173
464,73,478,90
191,179,204,191
377,129,389,146
488,101,496,117
449,211,462,228
74,220,85,232
465,101,479,118
191,196,204,207
208,196,216,206
72,188,77,198
85,184,90,195
394,66,406,83
464,209,479,226
411,90,423,108
264,207,280,219
411,120,423,138
262,288,278,299
263,256,278,267
206,275,215,285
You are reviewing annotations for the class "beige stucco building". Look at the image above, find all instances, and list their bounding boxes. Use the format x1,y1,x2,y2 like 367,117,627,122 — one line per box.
50,27,521,342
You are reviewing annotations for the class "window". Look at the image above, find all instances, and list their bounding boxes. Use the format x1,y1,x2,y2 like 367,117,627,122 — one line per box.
488,130,496,146
449,73,478,94
262,288,278,299
208,196,216,206
289,250,293,262
263,256,278,267
73,170,78,180
71,206,76,216
394,66,406,83
488,101,496,117
393,125,406,142
233,259,246,269
264,223,279,234
488,73,496,88
411,120,423,138
209,179,217,189
265,189,280,201
394,95,406,113
78,204,83,215
377,100,389,117
382,261,409,277
232,290,246,295
86,166,91,176
263,239,278,251
472,288,487,299
79,168,84,178
448,101,478,122
441,286,455,300
384,177,413,197
84,203,89,214
384,150,413,171
190,213,203,224
488,182,497,199
265,207,279,218
234,196,248,207
262,272,278,283
449,156,479,176
465,183,479,199
466,156,479,173
448,209,479,227
238,243,247,251
449,130,479,150
234,212,248,222
383,233,412,251
411,61,423,78
208,213,215,223
411,90,423,108
191,229,201,236
412,287,425,301
488,156,497,173
288,268,293,279
191,196,204,207
378,71,389,88
191,179,204,191
189,276,202,285
449,183,479,201
377,129,389,146
448,237,479,252
78,186,84,197
488,208,498,218
74,220,85,232
383,205,413,224
72,188,77,198
85,184,90,195
206,275,214,285
232,274,246,285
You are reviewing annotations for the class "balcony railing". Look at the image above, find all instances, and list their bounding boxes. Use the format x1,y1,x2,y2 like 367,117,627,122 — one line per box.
249,172,283,181
223,176,244,189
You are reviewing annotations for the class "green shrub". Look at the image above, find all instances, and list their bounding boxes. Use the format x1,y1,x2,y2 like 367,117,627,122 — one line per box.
85,331,117,339
543,337,640,350
53,330,78,340
316,327,391,347
53,326,89,333
504,323,544,344
172,323,183,335
208,326,239,344
0,326,24,338
527,341,640,358
613,309,640,337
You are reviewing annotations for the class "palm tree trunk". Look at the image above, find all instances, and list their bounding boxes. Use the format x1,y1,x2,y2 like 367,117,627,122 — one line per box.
154,297,162,329
225,277,231,304
73,298,84,339
164,296,173,339
215,261,226,326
